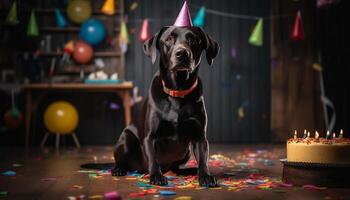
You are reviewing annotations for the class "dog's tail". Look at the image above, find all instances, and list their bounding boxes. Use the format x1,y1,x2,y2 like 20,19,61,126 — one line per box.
80,163,114,170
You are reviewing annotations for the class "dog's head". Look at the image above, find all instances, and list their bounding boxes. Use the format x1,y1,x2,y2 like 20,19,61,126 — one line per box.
143,26,219,73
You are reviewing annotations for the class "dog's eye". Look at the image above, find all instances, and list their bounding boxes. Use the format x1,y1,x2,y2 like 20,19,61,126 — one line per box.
165,36,174,43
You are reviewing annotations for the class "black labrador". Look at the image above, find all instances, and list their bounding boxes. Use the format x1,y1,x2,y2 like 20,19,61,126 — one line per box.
112,26,219,187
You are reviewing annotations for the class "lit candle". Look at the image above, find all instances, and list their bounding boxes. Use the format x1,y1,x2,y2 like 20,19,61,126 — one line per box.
333,133,336,139
326,131,331,139
307,131,310,138
303,130,307,139
315,131,319,139
339,129,343,138
294,130,297,139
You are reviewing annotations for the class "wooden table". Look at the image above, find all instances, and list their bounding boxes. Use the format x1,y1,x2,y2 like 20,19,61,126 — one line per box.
23,82,133,148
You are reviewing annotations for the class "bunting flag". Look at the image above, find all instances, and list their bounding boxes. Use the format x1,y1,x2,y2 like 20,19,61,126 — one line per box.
5,1,19,25
249,18,263,46
119,20,129,53
27,10,39,37
193,6,206,27
101,0,115,15
55,9,68,27
291,11,305,41
139,19,149,41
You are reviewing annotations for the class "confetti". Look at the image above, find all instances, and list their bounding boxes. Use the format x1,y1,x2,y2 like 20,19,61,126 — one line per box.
104,191,122,200
302,184,327,190
174,196,192,200
129,2,138,11
159,190,176,196
2,170,16,176
88,195,103,199
72,185,84,189
12,163,22,167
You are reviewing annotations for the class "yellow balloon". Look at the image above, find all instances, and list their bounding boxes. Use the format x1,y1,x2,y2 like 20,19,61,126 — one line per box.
44,101,79,134
66,0,92,24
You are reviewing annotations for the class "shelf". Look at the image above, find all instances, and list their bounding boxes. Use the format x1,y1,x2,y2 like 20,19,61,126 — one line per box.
40,27,120,33
0,8,122,15
25,51,122,57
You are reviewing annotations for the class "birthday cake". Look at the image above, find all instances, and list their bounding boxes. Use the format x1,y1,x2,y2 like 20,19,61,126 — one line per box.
287,130,350,164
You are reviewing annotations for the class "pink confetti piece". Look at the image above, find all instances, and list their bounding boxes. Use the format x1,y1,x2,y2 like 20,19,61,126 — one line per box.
302,184,327,190
104,191,122,200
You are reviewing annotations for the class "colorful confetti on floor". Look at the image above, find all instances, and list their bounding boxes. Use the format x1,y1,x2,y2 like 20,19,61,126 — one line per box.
1,145,350,199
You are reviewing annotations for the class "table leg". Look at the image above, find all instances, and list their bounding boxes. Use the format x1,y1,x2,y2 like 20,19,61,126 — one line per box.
25,91,32,149
122,91,131,126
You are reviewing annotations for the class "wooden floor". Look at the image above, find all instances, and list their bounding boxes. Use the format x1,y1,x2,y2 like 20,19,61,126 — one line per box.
1,144,350,200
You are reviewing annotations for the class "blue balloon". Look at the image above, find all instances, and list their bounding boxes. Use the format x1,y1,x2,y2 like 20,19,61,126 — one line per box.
80,19,106,46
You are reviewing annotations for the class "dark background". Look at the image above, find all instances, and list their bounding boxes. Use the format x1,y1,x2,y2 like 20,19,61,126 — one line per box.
0,0,349,146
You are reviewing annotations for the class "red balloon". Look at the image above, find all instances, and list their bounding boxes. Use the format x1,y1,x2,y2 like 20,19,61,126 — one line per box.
4,110,23,130
73,41,93,64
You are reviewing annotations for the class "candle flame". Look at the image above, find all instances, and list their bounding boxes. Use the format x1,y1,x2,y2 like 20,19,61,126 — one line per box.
339,129,343,138
326,131,330,136
307,131,310,138
315,131,319,139
332,133,336,138
294,130,297,139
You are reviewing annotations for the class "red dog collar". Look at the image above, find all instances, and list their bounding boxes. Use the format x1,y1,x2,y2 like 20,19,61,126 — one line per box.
162,79,198,98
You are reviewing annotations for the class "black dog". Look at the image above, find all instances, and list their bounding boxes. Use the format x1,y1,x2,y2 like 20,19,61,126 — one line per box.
112,26,219,187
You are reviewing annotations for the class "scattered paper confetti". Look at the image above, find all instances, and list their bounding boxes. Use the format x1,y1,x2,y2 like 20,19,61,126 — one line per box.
129,2,138,11
12,163,22,167
104,191,122,200
72,185,84,189
2,170,16,176
174,196,192,200
312,63,323,72
88,195,103,199
159,190,176,196
302,184,327,190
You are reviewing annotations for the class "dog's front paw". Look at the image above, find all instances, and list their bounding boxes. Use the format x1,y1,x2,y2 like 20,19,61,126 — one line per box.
199,174,218,187
150,174,168,186
112,168,127,176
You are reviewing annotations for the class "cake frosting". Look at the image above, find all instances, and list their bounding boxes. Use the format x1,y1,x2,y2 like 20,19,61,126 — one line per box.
287,132,350,164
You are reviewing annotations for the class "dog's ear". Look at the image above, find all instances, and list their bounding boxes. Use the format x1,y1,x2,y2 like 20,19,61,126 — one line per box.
197,28,220,66
143,26,169,64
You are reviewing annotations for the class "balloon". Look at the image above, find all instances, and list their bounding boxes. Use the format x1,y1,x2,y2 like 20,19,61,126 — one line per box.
66,0,92,24
79,18,106,45
4,108,23,130
73,41,93,64
44,101,79,134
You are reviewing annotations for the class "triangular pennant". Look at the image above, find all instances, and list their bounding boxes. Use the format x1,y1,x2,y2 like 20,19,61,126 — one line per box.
193,6,206,27
55,9,68,27
27,10,39,37
139,19,149,41
101,0,115,15
174,1,192,27
249,18,263,47
119,20,129,52
291,11,305,41
5,1,19,25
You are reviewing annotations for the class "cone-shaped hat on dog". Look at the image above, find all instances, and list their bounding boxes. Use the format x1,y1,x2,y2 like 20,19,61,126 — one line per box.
173,1,192,27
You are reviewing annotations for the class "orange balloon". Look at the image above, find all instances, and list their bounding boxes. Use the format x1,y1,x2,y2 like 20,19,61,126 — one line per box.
73,41,93,64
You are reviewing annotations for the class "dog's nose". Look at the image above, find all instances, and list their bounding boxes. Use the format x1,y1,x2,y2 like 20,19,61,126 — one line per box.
175,48,189,59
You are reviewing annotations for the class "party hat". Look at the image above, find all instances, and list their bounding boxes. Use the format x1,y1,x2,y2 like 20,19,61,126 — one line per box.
173,1,192,27
55,9,68,27
27,10,39,37
193,6,205,27
119,20,129,53
102,0,115,15
139,19,149,41
291,11,305,41
5,1,19,25
249,18,263,47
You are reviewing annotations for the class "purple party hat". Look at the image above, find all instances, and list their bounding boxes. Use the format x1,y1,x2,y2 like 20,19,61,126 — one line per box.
173,1,193,27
